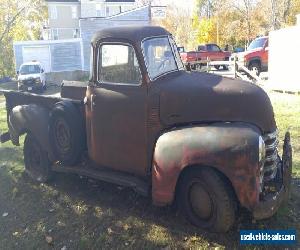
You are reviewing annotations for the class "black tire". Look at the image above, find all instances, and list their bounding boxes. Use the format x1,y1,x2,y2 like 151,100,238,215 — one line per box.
222,65,229,70
177,167,237,232
195,64,202,71
249,61,261,76
49,101,85,165
214,65,220,70
24,133,52,182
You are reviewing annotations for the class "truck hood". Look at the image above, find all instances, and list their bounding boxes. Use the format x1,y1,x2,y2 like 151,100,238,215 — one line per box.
237,48,261,59
18,74,41,81
153,71,276,132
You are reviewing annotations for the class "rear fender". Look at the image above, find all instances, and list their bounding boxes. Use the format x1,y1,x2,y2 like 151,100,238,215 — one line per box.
152,123,261,211
8,104,52,155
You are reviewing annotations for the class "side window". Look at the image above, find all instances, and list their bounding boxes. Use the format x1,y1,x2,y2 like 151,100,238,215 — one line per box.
98,44,141,85
211,45,221,52
206,44,212,51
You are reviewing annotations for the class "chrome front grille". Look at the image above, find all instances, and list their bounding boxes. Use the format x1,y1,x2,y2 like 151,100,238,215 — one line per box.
22,79,35,86
263,130,279,181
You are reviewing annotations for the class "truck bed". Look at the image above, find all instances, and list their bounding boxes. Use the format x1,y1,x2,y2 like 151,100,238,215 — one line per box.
0,87,85,131
61,80,88,100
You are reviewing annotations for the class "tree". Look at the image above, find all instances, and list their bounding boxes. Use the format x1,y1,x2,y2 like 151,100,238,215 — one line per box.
192,15,217,45
0,0,47,77
156,6,195,50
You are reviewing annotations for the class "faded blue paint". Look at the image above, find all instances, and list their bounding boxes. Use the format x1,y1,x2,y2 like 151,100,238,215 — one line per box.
13,40,82,72
14,45,24,72
51,42,82,72
13,6,150,73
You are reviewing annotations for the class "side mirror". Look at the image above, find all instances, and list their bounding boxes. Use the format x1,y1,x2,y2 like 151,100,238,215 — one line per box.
41,69,44,73
16,70,19,75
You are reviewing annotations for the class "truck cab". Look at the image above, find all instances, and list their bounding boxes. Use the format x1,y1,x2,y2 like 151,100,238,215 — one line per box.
1,26,292,233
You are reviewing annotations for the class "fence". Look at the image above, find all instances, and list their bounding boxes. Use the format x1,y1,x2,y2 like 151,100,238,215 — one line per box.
185,57,260,83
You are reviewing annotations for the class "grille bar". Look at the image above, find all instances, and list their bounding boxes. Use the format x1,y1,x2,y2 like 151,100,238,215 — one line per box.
263,130,279,182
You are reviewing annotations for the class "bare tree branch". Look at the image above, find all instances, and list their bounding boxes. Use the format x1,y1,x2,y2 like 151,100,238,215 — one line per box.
0,6,26,43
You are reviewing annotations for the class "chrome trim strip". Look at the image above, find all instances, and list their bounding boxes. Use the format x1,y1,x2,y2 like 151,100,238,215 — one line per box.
265,153,278,162
265,139,279,150
263,130,278,141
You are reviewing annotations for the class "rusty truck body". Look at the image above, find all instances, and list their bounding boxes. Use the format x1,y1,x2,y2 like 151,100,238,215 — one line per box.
0,26,292,232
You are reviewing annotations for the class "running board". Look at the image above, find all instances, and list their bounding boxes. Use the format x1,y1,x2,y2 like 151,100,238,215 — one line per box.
52,163,150,197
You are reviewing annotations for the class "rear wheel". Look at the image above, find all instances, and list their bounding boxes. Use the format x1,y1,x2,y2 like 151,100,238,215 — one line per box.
249,61,261,76
49,102,85,165
177,167,237,232
24,133,52,182
214,65,220,70
195,64,202,71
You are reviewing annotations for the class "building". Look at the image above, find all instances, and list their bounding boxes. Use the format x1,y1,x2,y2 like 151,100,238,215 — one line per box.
14,4,150,82
268,14,300,92
43,0,136,40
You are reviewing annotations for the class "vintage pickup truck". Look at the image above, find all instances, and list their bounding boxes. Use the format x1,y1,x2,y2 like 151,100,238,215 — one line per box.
0,26,292,232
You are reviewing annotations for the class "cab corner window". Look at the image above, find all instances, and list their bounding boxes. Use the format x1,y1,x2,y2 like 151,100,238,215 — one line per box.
98,44,141,85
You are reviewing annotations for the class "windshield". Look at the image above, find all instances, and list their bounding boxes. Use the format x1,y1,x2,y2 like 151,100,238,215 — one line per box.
248,38,267,51
142,36,183,80
20,65,41,75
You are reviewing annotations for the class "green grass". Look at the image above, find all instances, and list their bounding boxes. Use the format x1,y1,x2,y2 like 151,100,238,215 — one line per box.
0,91,299,249
270,92,300,176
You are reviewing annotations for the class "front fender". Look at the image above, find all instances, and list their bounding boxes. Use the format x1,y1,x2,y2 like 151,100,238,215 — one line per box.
9,104,52,155
152,123,261,211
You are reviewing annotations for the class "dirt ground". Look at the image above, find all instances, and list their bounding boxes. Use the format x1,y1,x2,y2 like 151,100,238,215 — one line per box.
0,83,299,249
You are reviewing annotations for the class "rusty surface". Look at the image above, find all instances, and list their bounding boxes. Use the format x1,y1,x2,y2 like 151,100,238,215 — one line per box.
61,81,88,100
152,123,262,210
1,27,281,211
86,26,276,178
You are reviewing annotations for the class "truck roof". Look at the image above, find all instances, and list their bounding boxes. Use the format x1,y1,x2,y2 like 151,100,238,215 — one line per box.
21,61,42,66
91,26,170,46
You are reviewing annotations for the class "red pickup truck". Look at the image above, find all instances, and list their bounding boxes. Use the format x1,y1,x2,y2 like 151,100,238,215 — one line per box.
180,44,231,70
236,36,268,75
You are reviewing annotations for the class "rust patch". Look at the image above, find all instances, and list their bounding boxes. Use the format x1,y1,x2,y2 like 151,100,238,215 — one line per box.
152,124,261,210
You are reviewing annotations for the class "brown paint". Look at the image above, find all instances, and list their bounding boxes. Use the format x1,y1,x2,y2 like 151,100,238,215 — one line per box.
0,26,290,219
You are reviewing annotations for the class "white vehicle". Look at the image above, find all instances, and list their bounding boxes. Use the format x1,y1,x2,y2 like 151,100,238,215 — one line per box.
17,61,46,92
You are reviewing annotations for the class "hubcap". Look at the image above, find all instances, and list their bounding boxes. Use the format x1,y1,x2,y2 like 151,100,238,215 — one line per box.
251,66,259,76
54,118,71,153
189,183,213,220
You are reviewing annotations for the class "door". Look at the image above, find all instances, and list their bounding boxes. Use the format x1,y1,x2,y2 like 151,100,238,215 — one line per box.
86,43,148,176
23,46,51,72
206,44,223,60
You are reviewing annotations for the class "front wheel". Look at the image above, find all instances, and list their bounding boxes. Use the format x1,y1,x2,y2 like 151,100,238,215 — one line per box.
249,62,261,76
24,133,52,182
177,167,237,232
